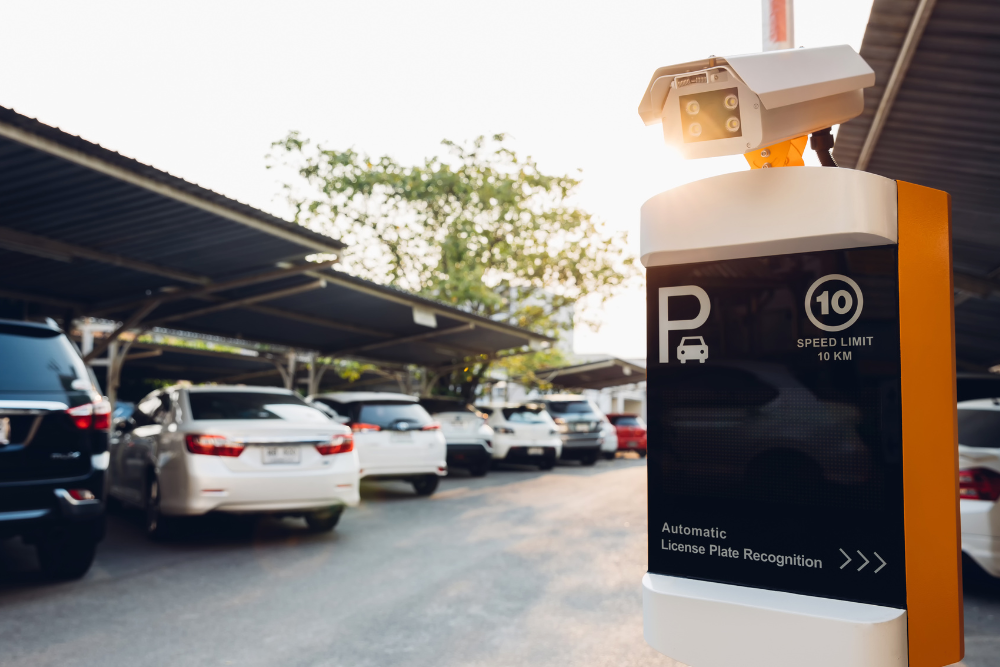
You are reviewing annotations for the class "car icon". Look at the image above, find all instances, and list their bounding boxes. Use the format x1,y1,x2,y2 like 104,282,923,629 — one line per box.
677,336,708,363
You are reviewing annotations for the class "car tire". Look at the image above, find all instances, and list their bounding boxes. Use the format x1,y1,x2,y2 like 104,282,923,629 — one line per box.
144,474,172,540
469,461,489,477
580,451,599,466
603,451,616,460
37,530,97,580
306,506,344,532
638,450,647,458
412,475,440,496
538,452,557,471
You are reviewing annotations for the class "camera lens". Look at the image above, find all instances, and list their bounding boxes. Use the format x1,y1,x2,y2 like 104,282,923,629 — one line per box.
726,117,740,133
685,101,700,116
724,94,738,110
688,122,702,137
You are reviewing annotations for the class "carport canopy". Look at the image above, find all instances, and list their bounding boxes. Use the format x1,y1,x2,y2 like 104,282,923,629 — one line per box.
533,358,646,390
834,0,1000,370
0,106,553,392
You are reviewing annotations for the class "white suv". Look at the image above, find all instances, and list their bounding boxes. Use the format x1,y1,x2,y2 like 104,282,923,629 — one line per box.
957,399,1000,579
483,403,562,470
309,392,447,496
419,397,494,477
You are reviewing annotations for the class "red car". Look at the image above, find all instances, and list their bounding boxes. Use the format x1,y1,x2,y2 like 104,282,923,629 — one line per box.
607,414,647,457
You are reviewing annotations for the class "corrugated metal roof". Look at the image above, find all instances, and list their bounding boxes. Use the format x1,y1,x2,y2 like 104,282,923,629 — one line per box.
0,106,553,369
835,0,1000,370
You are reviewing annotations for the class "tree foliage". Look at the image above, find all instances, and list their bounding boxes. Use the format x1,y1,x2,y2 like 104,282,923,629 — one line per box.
268,133,637,399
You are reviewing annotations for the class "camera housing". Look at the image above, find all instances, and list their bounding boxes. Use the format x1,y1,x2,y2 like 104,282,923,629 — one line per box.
638,45,875,159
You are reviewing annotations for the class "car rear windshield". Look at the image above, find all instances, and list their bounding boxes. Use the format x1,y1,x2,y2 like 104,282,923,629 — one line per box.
957,409,1000,449
546,401,597,416
502,406,553,424
189,392,329,422
0,325,92,393
357,402,432,429
610,415,645,427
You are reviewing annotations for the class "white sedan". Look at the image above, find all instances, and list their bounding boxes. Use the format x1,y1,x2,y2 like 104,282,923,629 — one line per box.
483,403,562,470
109,385,359,536
957,399,1000,578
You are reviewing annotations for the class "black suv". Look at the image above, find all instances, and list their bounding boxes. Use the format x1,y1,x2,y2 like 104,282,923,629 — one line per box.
0,319,109,579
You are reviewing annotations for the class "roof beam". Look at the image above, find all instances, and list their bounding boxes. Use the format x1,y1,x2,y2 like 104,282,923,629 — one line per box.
331,323,476,356
89,260,339,317
305,269,555,345
0,287,82,310
0,226,209,285
238,302,391,338
144,280,327,327
83,299,162,362
855,0,939,170
0,120,344,255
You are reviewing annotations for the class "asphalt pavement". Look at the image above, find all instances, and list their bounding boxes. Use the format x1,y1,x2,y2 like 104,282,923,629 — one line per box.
0,457,997,667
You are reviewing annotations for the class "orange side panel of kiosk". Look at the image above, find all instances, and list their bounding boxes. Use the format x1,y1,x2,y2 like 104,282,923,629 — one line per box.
897,180,964,667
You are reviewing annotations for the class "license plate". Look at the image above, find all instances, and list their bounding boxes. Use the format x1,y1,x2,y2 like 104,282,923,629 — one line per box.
262,446,301,464
628,441,638,447
573,423,590,432
390,432,413,443
527,447,544,456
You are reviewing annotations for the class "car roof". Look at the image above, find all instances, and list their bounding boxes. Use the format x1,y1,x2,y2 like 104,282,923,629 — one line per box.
183,385,298,394
538,394,586,402
314,391,417,403
958,398,1000,411
0,317,61,333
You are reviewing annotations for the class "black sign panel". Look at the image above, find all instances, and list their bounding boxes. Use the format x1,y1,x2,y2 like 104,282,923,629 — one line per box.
646,246,906,608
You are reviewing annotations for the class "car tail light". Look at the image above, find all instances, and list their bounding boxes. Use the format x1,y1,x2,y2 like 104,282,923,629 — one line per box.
68,489,96,501
316,434,354,455
185,434,244,457
350,422,381,432
66,399,112,431
421,423,441,431
959,468,1000,501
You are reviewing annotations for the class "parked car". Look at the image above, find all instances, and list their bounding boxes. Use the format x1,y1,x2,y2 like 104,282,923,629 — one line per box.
608,413,647,457
109,386,359,536
309,392,447,496
537,395,605,466
0,318,109,579
483,403,562,470
956,399,1000,579
599,417,619,460
419,397,494,477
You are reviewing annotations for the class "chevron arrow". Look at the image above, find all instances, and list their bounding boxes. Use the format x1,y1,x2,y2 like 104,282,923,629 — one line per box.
839,548,852,569
856,550,869,571
874,552,886,573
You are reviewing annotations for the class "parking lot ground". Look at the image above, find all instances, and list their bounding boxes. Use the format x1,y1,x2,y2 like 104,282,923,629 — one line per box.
0,458,679,667
1,456,997,667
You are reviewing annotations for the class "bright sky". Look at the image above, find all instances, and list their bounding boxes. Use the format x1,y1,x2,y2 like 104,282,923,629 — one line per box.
0,0,873,360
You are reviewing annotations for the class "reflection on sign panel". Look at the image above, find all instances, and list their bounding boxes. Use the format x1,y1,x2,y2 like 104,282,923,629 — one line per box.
646,246,905,608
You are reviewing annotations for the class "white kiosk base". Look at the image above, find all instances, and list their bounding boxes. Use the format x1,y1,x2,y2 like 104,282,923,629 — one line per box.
643,573,908,667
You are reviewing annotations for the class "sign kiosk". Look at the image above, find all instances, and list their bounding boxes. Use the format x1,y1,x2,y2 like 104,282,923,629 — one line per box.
638,47,963,667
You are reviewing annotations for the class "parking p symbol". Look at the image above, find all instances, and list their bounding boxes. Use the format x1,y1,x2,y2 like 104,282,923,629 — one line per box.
659,286,710,363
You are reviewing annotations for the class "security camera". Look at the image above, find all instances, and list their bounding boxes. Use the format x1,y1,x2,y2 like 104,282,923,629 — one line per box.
637,45,875,159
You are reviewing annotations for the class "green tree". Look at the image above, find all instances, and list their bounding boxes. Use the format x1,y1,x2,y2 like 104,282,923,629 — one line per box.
269,133,637,401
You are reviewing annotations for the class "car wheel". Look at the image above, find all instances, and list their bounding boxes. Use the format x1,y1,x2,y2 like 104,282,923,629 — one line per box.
144,474,172,540
580,451,598,466
306,506,344,532
469,461,490,477
603,451,616,460
538,451,557,471
37,530,97,580
638,450,647,458
412,475,440,496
